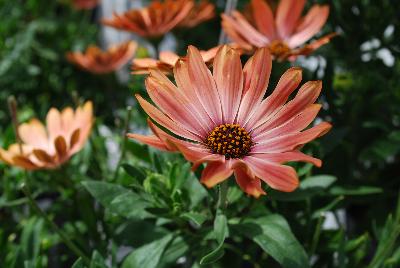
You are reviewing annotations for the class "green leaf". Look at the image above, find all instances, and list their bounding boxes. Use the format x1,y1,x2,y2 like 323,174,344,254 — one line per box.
82,181,151,219
90,251,107,268
269,175,337,201
122,234,174,268
122,163,146,183
199,211,228,265
181,212,208,227
71,258,85,268
237,214,310,268
330,186,383,196
21,217,43,261
161,236,189,265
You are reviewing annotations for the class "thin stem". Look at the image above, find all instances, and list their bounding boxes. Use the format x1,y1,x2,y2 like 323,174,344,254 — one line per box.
218,0,238,44
217,180,229,210
309,214,325,256
112,106,132,181
21,180,91,265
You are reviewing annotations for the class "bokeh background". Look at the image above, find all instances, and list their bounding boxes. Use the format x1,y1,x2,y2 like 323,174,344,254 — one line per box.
0,0,399,267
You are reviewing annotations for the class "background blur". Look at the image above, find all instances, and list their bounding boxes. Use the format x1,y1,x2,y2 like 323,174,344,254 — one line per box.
0,0,399,267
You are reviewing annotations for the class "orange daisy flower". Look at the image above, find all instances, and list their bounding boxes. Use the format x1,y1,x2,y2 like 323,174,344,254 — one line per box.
177,0,216,28
102,0,194,38
67,41,137,74
132,46,221,74
72,0,99,10
128,45,332,197
0,102,93,170
222,0,335,60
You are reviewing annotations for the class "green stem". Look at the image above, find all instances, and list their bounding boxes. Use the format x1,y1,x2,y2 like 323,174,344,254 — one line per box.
309,214,325,256
217,180,229,210
21,178,90,265
112,106,132,181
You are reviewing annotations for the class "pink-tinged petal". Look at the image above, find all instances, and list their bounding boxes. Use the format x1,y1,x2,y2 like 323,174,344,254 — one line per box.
250,151,322,167
237,47,272,125
276,0,306,39
247,67,302,130
253,80,322,136
200,45,222,63
135,94,201,142
127,133,170,151
289,32,337,58
251,0,277,40
229,11,270,47
192,153,223,171
201,160,233,188
146,71,208,137
288,5,330,48
232,160,266,197
159,51,180,66
254,104,321,142
174,59,214,131
221,15,254,51
187,46,223,125
46,108,63,140
252,122,332,153
245,155,299,192
18,119,48,149
213,45,243,123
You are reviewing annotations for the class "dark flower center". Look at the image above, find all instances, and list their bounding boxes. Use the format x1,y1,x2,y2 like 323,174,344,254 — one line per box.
268,40,291,58
205,123,252,159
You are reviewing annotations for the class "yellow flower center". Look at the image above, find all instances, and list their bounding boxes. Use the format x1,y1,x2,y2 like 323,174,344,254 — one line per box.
268,40,291,58
205,123,253,159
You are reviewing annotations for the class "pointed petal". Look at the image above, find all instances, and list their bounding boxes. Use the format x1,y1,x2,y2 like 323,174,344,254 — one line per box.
237,47,272,125
250,151,322,167
136,94,201,141
289,32,337,58
213,45,243,123
276,0,306,39
229,11,269,47
200,160,233,188
245,155,299,192
253,80,322,136
288,5,330,48
251,0,276,40
252,122,332,153
187,46,222,125
127,133,170,151
233,160,266,197
254,104,321,142
159,51,180,66
221,14,254,51
247,67,302,130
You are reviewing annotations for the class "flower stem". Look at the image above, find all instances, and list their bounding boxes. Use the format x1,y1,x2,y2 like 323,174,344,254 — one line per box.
217,180,229,210
309,214,325,256
21,177,91,265
112,106,132,181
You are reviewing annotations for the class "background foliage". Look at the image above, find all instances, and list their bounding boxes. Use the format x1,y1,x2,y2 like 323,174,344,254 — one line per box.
0,0,399,267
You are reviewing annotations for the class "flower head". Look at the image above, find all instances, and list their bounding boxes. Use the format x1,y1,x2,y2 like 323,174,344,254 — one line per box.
222,0,335,60
177,0,215,28
132,46,221,74
0,102,94,170
72,0,99,10
128,45,331,197
102,0,194,38
67,41,137,74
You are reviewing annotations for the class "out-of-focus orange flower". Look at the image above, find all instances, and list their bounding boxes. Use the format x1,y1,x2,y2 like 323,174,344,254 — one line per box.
128,45,331,197
177,0,215,28
102,0,194,38
67,41,137,74
72,0,99,10
132,46,221,74
0,102,94,170
222,0,335,61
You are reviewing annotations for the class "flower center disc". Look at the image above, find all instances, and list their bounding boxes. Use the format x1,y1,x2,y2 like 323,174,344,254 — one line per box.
205,123,252,159
268,40,291,58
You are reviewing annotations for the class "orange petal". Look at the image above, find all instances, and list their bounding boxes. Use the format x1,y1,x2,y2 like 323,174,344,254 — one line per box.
18,119,48,149
33,149,54,164
12,155,39,170
200,160,233,188
233,162,266,198
213,45,243,123
275,0,306,39
251,0,276,41
250,151,322,167
245,155,299,192
54,136,68,161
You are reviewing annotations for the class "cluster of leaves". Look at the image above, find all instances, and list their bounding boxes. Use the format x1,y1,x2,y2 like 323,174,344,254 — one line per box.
0,0,399,267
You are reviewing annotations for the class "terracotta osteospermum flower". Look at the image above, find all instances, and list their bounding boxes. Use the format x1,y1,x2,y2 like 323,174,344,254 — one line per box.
67,41,137,74
0,102,93,170
72,0,99,10
102,0,193,38
222,0,335,60
128,45,332,197
177,0,215,28
132,46,221,74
